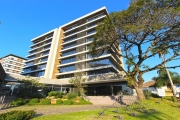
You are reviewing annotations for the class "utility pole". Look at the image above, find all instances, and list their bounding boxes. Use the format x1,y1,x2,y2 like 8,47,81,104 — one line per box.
161,54,176,96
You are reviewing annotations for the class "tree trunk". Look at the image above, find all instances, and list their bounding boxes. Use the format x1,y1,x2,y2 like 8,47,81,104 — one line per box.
134,86,145,100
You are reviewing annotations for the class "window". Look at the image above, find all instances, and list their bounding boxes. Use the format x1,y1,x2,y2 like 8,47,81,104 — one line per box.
31,45,38,49
64,35,77,43
59,65,75,73
62,49,76,57
87,58,118,70
8,65,11,68
65,30,77,36
58,74,74,79
11,58,14,60
41,57,48,62
26,62,34,66
30,50,37,54
46,39,52,44
43,50,49,56
28,56,35,60
63,42,76,50
36,71,45,77
47,34,53,39
24,68,32,73
87,69,113,75
61,57,76,64
87,29,96,35
38,64,46,69
44,45,51,49
87,37,94,42
66,24,78,31
87,22,97,28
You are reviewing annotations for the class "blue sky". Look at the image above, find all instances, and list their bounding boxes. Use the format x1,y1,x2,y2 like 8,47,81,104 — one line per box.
0,0,179,81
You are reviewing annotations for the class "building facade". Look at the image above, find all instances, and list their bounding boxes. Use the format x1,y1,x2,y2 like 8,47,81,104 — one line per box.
22,7,126,95
21,29,60,78
0,54,26,75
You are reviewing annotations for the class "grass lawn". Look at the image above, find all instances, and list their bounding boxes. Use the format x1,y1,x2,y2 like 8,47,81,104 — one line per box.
31,98,180,120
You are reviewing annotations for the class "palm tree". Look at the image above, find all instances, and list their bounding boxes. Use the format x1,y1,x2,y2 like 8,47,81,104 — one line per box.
153,70,180,88
152,44,176,96
160,54,176,95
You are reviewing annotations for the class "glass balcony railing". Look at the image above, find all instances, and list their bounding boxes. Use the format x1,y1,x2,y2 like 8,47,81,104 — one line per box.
62,49,76,57
61,57,76,64
63,43,76,50
64,35,77,43
87,29,96,35
59,65,75,73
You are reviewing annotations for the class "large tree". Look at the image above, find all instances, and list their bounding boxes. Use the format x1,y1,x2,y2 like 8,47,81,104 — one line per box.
90,0,180,100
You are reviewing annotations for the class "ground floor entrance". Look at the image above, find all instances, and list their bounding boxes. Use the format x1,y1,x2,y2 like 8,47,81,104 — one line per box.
85,82,127,96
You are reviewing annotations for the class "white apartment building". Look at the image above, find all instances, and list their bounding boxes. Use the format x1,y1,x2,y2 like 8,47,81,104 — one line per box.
0,54,26,75
22,7,127,96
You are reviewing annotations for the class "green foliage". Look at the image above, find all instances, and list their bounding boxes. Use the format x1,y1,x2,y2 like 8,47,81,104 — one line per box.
0,110,35,120
69,72,87,96
143,90,152,99
153,70,180,87
29,98,39,105
62,95,68,99
11,98,26,106
163,96,177,102
151,93,161,98
67,92,78,99
63,100,73,105
56,100,63,105
40,99,51,105
89,0,180,100
73,100,92,105
17,76,45,99
48,91,64,98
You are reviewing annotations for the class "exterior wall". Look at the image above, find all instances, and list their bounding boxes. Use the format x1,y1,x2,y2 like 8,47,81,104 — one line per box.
21,7,125,85
0,54,26,75
55,7,124,80
44,29,60,78
22,29,56,77
0,63,6,81
51,28,64,79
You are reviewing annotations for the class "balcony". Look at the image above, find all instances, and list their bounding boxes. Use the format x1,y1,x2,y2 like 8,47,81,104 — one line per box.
63,24,97,40
63,14,106,34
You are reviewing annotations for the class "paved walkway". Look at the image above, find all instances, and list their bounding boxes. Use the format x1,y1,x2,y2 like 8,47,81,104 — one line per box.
0,105,104,116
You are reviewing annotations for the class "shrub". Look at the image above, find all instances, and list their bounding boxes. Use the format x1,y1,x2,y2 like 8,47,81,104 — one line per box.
63,100,73,105
151,93,160,98
143,90,152,99
29,98,39,105
56,100,63,105
48,91,57,97
48,91,63,98
40,99,51,105
0,110,35,120
55,92,63,98
11,98,26,106
62,95,68,99
67,92,78,99
73,100,92,105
